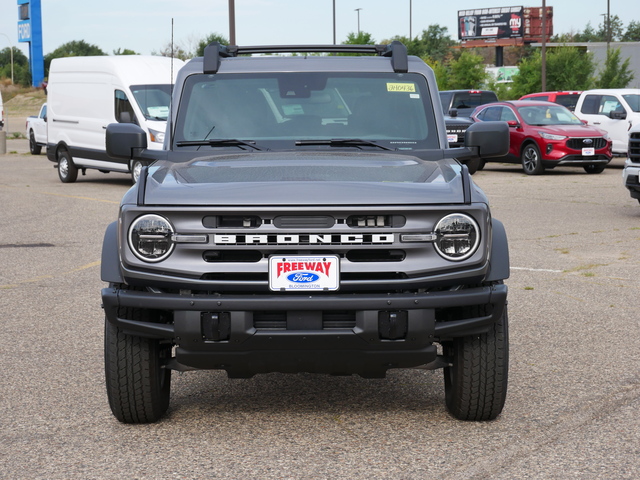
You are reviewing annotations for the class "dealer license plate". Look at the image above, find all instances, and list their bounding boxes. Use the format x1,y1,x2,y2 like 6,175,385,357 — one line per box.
269,255,339,291
582,147,595,156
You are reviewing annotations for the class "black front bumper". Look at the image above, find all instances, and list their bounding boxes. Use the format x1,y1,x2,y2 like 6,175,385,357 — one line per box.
102,284,507,377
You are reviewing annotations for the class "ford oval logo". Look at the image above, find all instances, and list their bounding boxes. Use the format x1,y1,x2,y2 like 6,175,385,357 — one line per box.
583,138,593,145
287,272,319,283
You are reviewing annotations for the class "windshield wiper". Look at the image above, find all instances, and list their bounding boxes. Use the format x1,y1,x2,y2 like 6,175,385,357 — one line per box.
176,139,263,150
295,139,393,151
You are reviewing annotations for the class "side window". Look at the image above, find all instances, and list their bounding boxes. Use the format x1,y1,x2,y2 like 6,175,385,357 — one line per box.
40,104,47,119
115,89,137,124
600,95,624,115
580,95,601,115
501,108,517,122
482,106,502,122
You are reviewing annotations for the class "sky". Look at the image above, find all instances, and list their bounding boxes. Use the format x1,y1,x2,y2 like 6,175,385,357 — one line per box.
0,0,637,58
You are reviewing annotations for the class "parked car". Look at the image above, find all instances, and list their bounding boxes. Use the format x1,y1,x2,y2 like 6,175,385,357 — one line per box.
574,89,640,154
439,89,498,117
26,103,47,155
623,123,640,203
444,114,480,173
519,91,582,111
471,100,612,175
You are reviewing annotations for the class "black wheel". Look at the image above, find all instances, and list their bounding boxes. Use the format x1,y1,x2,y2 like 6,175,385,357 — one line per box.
584,164,606,174
465,157,480,175
57,149,78,183
477,159,486,171
443,304,509,421
104,312,172,423
130,159,145,184
29,131,41,155
521,143,544,175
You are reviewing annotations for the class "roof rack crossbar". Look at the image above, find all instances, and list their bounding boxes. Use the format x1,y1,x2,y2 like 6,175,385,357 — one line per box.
203,42,409,74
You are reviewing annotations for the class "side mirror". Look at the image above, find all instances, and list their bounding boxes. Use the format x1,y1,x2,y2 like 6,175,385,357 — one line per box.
448,108,458,118
507,120,519,128
610,110,627,120
106,123,148,160
464,121,509,158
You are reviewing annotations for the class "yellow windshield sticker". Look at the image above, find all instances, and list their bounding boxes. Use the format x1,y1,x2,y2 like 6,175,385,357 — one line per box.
387,83,416,92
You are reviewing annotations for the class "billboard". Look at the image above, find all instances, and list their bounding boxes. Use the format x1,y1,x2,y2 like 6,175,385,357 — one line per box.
458,6,524,40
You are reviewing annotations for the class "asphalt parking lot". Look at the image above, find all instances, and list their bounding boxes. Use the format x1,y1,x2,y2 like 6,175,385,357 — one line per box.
1,139,639,479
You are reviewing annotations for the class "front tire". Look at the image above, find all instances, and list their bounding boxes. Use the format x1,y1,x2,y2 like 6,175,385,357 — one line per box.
104,314,172,423
521,143,544,175
29,131,41,155
443,304,509,421
57,149,78,183
584,164,606,174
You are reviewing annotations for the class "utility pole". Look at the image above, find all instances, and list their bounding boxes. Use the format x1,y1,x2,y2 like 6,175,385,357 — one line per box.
355,8,362,35
229,0,236,45
541,0,547,92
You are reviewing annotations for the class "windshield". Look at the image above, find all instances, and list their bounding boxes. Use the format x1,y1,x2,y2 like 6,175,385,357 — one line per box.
517,105,583,126
623,94,640,112
173,72,438,150
131,84,172,121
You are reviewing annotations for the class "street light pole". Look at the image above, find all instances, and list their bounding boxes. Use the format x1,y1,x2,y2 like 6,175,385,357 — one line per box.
0,33,14,84
355,8,362,35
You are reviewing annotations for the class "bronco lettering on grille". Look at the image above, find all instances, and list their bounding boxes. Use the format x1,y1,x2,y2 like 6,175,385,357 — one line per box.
212,234,394,245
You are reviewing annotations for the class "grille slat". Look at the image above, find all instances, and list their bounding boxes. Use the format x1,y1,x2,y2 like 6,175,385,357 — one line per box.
566,137,607,150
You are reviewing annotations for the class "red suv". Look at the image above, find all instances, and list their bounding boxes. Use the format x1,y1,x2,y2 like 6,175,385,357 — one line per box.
471,100,612,175
519,91,582,111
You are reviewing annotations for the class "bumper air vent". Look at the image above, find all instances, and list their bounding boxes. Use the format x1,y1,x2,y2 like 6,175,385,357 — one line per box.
345,249,405,262
203,215,262,228
203,250,263,262
273,215,335,228
346,215,405,228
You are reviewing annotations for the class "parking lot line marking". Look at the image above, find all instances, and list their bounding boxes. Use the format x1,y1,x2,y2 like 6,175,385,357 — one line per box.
511,267,563,273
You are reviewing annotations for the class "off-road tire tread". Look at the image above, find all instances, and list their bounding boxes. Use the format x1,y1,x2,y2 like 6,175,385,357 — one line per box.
104,308,171,423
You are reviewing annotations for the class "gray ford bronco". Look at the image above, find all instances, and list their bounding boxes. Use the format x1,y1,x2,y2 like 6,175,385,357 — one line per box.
101,42,511,423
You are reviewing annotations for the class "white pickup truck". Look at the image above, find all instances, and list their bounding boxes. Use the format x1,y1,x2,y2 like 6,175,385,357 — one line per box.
26,103,47,155
574,89,640,155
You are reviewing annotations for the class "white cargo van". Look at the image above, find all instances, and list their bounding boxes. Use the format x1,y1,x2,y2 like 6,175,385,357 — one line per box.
46,55,184,182
574,89,640,154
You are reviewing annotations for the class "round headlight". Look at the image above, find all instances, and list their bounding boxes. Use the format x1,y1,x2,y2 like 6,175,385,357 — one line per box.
128,214,174,262
434,213,480,261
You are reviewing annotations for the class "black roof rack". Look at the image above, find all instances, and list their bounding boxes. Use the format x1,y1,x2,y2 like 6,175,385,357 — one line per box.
203,41,408,75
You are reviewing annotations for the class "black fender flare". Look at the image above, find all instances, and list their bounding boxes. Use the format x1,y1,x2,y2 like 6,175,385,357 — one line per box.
101,221,123,283
486,218,510,282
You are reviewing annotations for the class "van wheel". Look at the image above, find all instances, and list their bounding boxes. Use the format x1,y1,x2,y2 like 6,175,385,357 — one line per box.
29,131,41,155
131,159,145,183
58,149,78,183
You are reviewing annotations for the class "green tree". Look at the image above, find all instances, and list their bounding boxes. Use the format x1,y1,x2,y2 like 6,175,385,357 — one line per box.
153,42,191,61
510,47,594,98
445,50,487,90
595,47,635,88
44,40,106,75
195,33,230,57
417,25,456,63
597,15,624,42
343,31,375,45
113,48,139,55
574,22,599,42
0,47,31,85
622,20,640,41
